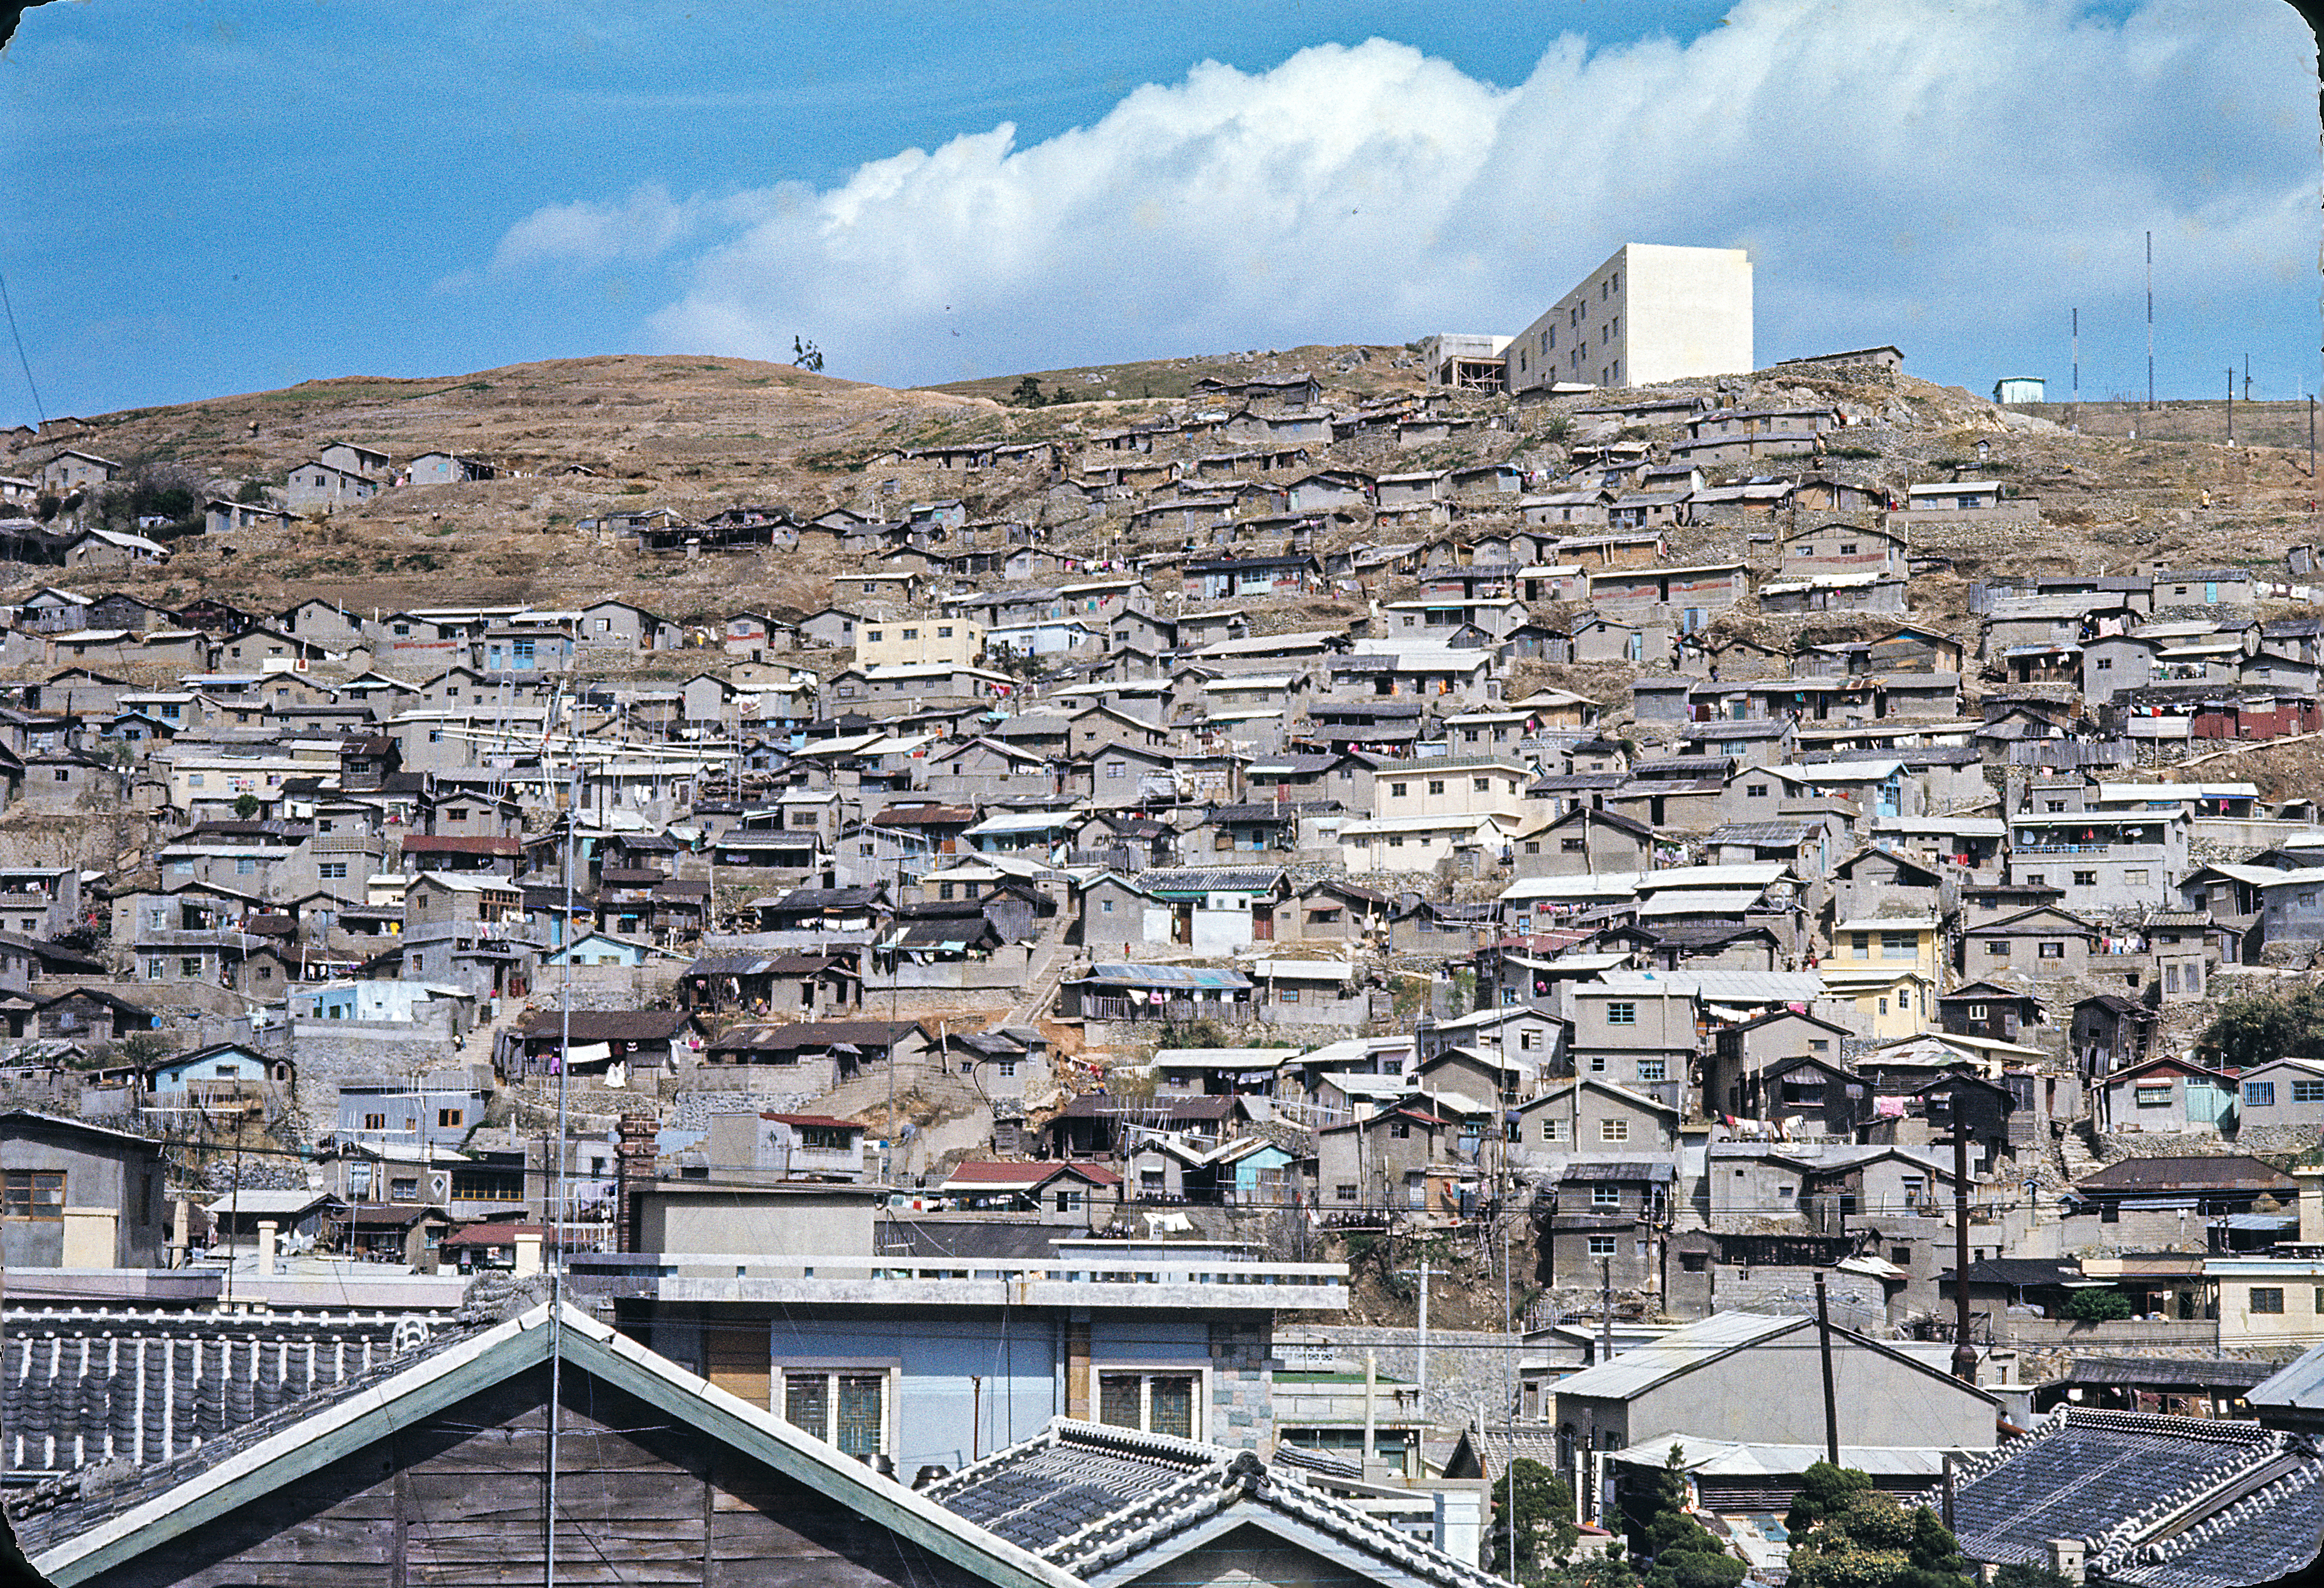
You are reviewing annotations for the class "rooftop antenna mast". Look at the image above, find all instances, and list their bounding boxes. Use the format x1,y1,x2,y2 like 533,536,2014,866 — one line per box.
2146,231,2156,410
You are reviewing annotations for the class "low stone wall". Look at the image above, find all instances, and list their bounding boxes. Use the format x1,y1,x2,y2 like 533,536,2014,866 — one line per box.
288,1019,464,1117
1275,1324,1519,1428
2097,1130,2309,1163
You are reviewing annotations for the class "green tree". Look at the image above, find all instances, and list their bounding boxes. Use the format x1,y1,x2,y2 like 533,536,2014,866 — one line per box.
1634,1447,1744,1588
2200,984,2324,1069
2061,1287,2134,1322
1535,1547,1642,1588
1009,375,1047,408
234,793,262,819
1489,1458,1580,1579
1783,1464,1972,1588
1992,1565,2074,1588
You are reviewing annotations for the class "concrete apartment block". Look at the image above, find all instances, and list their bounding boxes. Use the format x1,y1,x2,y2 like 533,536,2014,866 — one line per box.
1506,242,1754,393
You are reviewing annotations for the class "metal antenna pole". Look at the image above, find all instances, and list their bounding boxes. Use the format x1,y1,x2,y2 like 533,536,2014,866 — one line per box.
2146,231,2155,409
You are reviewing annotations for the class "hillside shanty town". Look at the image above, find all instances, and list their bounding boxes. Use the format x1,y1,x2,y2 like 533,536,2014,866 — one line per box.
9,241,2324,1588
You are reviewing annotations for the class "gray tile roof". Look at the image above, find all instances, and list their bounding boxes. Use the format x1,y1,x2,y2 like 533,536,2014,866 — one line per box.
1939,1407,2324,1588
925,1420,1503,1588
0,1306,455,1485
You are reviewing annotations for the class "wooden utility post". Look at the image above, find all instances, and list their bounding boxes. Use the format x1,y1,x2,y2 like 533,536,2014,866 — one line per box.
1814,1271,1840,1465
1952,1080,1978,1382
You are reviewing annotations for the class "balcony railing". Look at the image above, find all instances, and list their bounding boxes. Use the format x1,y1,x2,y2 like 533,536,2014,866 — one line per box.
566,1251,1349,1306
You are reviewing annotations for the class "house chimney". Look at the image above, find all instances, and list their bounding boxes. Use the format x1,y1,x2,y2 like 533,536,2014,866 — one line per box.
618,1111,658,1251
513,1230,543,1277
2048,1540,2087,1585
256,1219,278,1277
1433,1489,1482,1564
2295,1166,2324,1245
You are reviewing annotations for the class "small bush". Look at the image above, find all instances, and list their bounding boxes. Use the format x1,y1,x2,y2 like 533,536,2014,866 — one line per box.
2061,1287,2135,1322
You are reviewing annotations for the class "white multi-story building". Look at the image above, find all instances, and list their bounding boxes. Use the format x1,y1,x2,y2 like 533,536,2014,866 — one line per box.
1505,242,1754,393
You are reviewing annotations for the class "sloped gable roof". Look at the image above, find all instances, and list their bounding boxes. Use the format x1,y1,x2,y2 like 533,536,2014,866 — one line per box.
26,1303,1075,1588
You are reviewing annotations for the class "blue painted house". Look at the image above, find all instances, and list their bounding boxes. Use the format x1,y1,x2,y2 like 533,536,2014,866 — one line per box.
146,1043,291,1093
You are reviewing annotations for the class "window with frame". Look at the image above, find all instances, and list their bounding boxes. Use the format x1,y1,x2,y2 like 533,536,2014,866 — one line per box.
1335,1183,1358,1202
2251,1287,2287,1314
784,1370,888,1455
1605,1001,1637,1026
1428,779,1446,796
2134,1083,2173,1107
2295,1081,2324,1105
1599,1119,1629,1143
1098,1372,1197,1439
1590,1184,1622,1207
1881,932,1914,960
1540,1118,1565,1141
389,1177,419,1201
2039,942,2065,959
364,1112,388,1130
1986,940,2011,957
1636,1058,1666,1083
2,1170,63,1219
2246,1082,2277,1106
2074,871,2097,887
1390,782,1408,798
1587,1235,1618,1258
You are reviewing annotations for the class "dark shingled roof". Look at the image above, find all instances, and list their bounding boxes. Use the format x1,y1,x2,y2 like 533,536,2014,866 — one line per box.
512,1009,694,1043
1939,1408,2324,1588
2075,1155,2298,1196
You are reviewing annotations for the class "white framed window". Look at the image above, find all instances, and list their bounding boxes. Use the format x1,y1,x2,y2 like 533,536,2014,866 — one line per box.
1599,1118,1629,1143
1587,1235,1618,1258
781,1367,892,1457
1098,1371,1200,1439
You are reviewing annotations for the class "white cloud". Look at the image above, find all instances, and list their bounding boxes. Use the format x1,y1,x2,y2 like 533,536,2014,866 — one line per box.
487,0,2318,390
490,182,788,274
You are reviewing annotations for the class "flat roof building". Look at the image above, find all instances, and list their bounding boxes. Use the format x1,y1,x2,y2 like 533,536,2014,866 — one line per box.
1506,243,1753,394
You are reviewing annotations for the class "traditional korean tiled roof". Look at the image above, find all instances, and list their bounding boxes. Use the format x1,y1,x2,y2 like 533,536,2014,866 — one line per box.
1937,1407,2324,1588
924,1419,1502,1588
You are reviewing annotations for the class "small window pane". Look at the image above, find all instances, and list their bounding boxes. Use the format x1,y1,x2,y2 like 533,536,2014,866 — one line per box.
1149,1375,1195,1438
1099,1375,1142,1429
784,1373,830,1440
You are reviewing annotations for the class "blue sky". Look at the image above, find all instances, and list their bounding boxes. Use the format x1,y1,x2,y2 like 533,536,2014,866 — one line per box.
0,1,2313,423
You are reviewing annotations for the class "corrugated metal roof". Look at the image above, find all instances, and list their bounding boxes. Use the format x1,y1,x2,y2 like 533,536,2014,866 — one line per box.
1551,1312,1802,1401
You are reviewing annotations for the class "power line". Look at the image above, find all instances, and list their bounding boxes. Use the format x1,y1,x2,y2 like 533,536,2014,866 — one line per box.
0,271,44,426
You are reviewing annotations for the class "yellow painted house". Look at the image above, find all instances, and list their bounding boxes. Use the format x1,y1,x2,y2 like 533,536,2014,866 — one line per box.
1819,965,1935,1039
1830,916,1944,984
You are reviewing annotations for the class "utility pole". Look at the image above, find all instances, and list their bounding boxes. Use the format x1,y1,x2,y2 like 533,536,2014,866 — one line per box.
1599,1256,1613,1366
2146,230,2154,409
1951,1080,1977,1383
1399,1254,1436,1409
1814,1271,1840,1467
2228,369,2236,448
2070,307,2079,430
